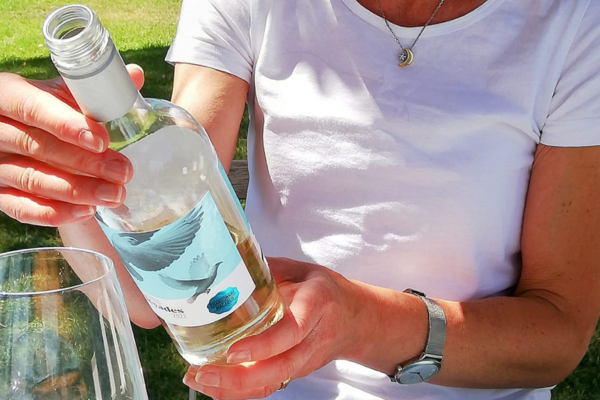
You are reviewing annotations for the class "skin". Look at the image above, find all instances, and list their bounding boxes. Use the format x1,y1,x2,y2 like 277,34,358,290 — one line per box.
360,0,488,27
0,1,599,399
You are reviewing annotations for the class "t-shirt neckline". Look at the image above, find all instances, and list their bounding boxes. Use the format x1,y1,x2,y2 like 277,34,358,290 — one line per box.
340,0,506,38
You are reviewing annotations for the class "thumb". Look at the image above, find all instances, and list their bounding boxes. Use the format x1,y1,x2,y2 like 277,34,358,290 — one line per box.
267,257,314,283
126,64,145,90
29,63,145,110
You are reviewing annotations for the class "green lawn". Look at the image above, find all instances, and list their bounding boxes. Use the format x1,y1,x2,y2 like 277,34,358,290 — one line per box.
0,1,598,399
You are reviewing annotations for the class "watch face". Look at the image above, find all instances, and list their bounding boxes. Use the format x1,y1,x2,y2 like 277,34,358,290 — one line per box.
397,360,440,384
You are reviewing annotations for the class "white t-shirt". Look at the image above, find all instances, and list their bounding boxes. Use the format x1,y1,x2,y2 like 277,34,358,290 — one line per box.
166,0,600,398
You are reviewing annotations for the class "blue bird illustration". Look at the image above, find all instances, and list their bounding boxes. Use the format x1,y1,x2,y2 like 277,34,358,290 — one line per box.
110,206,204,281
159,254,223,304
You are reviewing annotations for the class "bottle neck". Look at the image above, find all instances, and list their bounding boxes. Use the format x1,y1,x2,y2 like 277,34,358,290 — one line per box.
104,94,157,151
43,4,152,149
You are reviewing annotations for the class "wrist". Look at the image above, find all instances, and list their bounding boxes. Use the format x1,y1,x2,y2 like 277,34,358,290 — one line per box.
342,281,429,373
334,276,372,362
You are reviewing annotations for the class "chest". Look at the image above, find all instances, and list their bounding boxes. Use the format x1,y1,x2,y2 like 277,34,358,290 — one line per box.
253,1,558,150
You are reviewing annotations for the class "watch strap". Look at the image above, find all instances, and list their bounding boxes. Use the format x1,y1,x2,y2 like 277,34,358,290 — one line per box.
389,289,447,384
403,288,446,360
421,296,446,358
390,289,446,384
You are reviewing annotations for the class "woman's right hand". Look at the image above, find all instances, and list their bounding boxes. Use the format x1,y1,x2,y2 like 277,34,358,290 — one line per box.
0,66,143,226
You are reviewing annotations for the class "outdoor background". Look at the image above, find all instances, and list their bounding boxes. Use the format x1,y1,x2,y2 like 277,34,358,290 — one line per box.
0,0,598,399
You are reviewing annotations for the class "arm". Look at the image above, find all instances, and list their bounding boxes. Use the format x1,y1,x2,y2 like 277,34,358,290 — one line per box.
354,141,600,388
171,63,249,172
427,143,600,387
345,144,600,387
186,144,600,398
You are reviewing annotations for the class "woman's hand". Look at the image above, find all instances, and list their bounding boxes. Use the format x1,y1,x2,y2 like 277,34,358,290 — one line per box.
0,66,143,226
183,257,368,400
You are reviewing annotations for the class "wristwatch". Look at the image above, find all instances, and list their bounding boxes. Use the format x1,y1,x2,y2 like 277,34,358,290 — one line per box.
390,289,447,385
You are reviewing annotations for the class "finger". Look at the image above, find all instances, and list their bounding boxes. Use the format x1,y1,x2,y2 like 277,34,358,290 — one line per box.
29,66,143,105
226,288,316,363
0,116,132,184
193,339,314,396
126,64,145,90
28,76,81,112
184,370,279,400
0,72,108,152
0,155,126,207
267,257,314,283
227,270,341,363
29,66,143,110
0,187,95,226
183,370,280,400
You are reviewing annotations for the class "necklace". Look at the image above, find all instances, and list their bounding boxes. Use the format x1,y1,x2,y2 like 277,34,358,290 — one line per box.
375,0,447,67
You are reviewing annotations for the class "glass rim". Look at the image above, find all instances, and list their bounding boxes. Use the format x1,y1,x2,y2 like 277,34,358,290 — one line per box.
0,246,115,296
43,3,94,45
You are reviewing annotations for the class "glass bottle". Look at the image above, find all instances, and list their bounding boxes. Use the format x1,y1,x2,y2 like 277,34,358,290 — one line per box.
42,4,284,366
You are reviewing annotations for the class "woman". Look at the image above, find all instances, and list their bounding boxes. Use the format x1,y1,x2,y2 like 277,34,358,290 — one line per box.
0,0,599,399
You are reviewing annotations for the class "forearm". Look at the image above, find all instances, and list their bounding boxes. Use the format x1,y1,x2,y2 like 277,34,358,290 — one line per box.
59,220,160,328
347,280,594,388
171,64,248,172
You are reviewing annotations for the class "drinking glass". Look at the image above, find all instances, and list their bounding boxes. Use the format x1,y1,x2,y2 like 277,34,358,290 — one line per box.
0,247,148,399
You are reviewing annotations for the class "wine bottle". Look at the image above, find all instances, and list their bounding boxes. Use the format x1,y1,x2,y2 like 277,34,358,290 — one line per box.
42,4,284,366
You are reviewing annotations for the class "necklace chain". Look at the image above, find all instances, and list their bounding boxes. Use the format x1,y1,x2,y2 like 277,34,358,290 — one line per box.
375,0,446,66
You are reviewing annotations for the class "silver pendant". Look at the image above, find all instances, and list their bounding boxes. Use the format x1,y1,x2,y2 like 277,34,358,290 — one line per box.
398,48,414,67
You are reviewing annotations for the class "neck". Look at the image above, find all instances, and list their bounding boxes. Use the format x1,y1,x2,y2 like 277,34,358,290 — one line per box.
360,0,487,27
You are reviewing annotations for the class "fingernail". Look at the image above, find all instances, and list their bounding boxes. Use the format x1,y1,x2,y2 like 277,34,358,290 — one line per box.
227,350,251,364
96,183,123,203
79,129,104,152
73,205,95,218
195,371,219,387
102,159,131,183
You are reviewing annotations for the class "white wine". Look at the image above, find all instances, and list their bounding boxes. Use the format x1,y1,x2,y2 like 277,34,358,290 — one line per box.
162,233,284,365
43,4,285,365
94,125,285,364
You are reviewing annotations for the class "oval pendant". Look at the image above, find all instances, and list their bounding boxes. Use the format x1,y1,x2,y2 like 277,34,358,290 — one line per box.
398,48,414,67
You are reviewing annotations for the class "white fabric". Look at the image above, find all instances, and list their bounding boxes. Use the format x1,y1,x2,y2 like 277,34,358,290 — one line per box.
166,0,600,398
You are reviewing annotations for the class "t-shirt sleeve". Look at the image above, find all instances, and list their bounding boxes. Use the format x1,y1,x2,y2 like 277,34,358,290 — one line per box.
165,0,253,83
540,1,600,147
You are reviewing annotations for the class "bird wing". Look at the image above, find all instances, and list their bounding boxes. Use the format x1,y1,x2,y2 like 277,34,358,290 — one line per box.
111,239,145,281
159,274,211,291
112,206,205,272
205,261,223,289
125,230,156,244
189,253,211,279
159,274,197,291
193,261,223,293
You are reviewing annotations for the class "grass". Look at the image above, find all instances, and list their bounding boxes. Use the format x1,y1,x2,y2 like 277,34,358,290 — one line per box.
0,1,598,399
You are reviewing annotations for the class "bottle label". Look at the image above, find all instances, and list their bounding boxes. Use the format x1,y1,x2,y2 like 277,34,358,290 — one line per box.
98,192,256,327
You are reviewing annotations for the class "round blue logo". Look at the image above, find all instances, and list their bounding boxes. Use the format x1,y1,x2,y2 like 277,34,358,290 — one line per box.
207,287,240,314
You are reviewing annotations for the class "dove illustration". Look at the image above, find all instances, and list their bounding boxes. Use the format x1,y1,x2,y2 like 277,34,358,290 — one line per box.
110,206,204,281
159,254,223,304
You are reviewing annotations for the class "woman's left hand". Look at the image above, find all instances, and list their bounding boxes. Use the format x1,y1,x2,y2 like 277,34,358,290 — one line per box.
183,257,365,399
